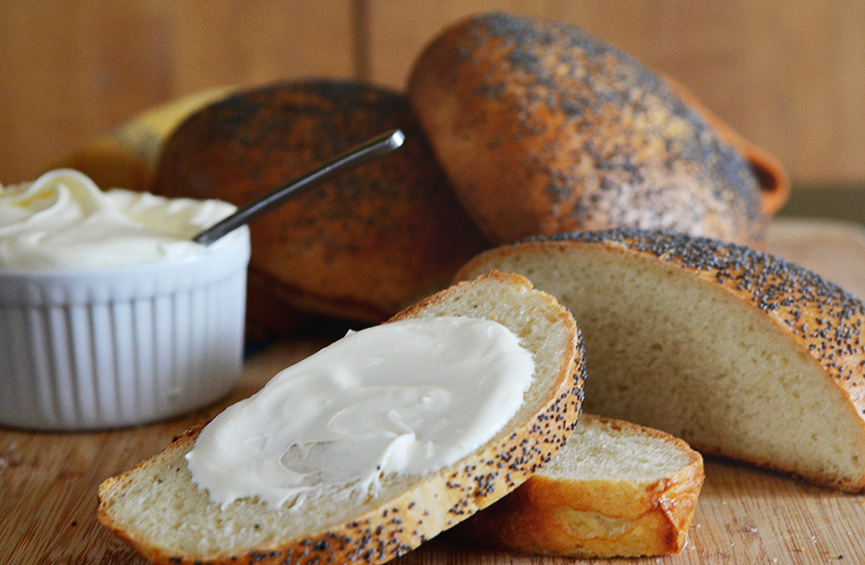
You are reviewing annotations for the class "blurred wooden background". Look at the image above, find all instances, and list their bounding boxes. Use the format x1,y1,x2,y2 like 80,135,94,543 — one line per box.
1,1,864,196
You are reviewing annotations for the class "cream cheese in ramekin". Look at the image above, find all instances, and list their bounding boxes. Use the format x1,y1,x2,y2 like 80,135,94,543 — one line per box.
0,168,250,430
0,168,237,270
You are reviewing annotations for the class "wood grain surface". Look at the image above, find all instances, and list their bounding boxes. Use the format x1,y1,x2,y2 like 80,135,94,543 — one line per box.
2,219,865,564
1,1,864,187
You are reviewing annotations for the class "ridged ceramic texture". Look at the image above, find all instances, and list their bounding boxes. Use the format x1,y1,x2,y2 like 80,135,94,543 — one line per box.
0,228,250,431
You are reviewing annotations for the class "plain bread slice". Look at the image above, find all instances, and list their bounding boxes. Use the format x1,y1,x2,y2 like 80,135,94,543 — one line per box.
460,414,704,558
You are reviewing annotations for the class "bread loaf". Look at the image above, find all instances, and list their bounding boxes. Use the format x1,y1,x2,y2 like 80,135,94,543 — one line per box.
408,12,784,246
97,272,585,564
151,79,489,333
456,228,865,491
461,414,704,558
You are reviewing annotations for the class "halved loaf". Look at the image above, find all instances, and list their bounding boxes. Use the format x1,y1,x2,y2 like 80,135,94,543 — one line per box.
97,272,585,564
456,228,865,491
459,414,704,558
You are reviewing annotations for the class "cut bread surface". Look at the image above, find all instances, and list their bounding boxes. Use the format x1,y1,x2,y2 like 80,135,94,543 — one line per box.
97,272,584,564
461,414,704,558
541,415,698,482
455,228,865,491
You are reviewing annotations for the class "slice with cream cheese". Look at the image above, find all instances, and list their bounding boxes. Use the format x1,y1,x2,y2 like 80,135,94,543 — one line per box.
186,316,536,509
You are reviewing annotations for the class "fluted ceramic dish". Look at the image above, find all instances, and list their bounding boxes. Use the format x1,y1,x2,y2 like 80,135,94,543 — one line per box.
0,227,250,431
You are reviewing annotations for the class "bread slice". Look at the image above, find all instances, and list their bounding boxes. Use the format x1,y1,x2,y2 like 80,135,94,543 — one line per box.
459,414,704,558
455,228,865,491
97,272,585,564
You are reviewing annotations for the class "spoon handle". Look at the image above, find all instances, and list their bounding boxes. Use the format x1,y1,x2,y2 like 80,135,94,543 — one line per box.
193,128,405,245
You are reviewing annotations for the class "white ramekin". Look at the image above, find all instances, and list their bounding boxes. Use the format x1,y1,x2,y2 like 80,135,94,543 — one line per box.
0,227,250,431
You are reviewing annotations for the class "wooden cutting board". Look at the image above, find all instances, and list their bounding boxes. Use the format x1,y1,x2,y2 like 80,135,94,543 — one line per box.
2,218,865,565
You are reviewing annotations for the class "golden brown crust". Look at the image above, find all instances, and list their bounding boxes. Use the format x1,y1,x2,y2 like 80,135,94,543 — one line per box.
455,228,865,491
151,79,489,333
97,272,586,564
408,12,769,246
458,415,704,558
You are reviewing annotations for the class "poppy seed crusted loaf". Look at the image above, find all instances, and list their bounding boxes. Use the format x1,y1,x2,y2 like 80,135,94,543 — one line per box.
455,228,865,491
151,79,489,332
408,12,777,246
97,272,585,564
461,414,704,558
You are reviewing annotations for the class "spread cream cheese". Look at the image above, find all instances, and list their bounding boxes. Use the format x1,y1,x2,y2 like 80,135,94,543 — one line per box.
186,316,536,509
0,169,237,270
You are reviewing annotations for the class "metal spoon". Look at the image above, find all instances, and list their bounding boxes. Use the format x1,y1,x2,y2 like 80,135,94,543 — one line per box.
192,128,406,245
